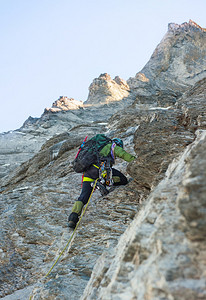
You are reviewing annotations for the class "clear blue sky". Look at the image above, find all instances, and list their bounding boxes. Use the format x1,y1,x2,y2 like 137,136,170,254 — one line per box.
0,0,205,132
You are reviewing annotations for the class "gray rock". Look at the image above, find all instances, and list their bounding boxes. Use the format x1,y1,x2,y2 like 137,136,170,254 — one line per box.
85,73,131,105
0,20,206,300
128,20,206,97
82,131,206,300
45,96,83,113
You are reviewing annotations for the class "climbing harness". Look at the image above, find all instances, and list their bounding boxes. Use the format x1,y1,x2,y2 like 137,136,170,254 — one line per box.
90,158,114,196
99,158,114,187
45,178,98,278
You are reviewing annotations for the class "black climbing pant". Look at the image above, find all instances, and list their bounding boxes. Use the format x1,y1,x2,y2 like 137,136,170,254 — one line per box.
111,168,128,186
68,168,128,224
79,168,127,204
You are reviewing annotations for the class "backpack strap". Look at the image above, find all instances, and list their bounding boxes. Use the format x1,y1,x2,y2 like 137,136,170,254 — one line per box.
111,142,116,160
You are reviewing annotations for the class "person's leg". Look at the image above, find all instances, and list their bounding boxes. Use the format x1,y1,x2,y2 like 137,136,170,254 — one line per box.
68,181,93,228
112,168,128,186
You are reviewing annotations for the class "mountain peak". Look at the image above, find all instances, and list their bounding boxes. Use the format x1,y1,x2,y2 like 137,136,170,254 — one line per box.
44,96,83,113
128,20,206,96
168,19,206,33
85,73,130,105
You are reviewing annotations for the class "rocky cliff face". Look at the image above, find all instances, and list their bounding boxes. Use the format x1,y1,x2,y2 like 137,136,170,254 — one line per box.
0,95,132,180
0,21,205,300
128,20,206,97
82,130,206,300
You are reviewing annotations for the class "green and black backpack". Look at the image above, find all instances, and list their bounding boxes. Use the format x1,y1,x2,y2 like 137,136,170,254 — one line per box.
72,134,112,173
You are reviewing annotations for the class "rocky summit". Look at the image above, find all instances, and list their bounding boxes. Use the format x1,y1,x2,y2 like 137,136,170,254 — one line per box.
0,21,206,300
85,73,131,105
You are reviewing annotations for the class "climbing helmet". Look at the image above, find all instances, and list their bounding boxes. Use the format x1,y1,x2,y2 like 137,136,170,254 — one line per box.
112,138,123,148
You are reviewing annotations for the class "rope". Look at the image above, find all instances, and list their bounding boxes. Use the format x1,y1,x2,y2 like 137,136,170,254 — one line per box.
44,178,98,278
29,178,98,300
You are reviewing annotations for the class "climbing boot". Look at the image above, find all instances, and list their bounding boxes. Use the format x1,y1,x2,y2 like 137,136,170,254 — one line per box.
96,181,109,196
68,212,79,229
68,220,76,229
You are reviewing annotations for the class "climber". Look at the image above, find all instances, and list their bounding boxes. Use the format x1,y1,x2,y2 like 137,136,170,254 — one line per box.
68,137,136,229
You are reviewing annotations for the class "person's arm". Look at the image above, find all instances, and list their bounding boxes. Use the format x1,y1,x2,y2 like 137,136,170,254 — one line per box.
114,145,136,162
